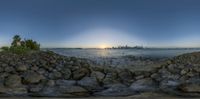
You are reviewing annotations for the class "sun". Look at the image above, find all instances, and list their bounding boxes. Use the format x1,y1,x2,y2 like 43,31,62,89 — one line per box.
99,44,109,49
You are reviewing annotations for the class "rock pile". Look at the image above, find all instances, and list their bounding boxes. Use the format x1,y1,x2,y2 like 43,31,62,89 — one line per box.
0,51,199,97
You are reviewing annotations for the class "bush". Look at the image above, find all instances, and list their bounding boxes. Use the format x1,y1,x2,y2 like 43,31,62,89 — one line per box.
1,46,10,51
24,39,40,50
9,46,30,54
1,35,40,54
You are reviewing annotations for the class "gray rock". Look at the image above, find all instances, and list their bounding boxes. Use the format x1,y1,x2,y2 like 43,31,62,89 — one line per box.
159,79,181,94
4,74,22,88
91,71,105,81
130,78,157,92
24,71,44,84
160,80,181,89
0,86,10,93
37,68,46,74
46,80,55,86
30,66,39,71
61,68,71,79
10,87,28,95
72,68,90,80
29,85,43,93
56,80,76,86
118,70,133,83
77,77,100,91
102,72,119,85
58,85,88,96
135,75,144,80
179,84,200,93
0,67,3,72
40,87,58,96
180,69,189,75
167,64,180,73
49,71,62,79
4,66,15,73
94,84,135,96
16,65,27,72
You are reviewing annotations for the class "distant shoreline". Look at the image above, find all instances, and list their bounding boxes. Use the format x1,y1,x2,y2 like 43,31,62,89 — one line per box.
43,47,200,50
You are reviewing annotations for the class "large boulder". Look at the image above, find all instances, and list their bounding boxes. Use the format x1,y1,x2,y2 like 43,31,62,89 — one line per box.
94,84,135,96
58,85,89,96
159,79,182,95
16,65,27,72
56,80,76,86
48,71,62,80
72,68,90,80
130,78,157,92
23,71,44,84
9,87,28,95
4,74,22,88
60,68,71,79
118,70,134,84
179,84,200,93
91,71,105,82
77,77,100,91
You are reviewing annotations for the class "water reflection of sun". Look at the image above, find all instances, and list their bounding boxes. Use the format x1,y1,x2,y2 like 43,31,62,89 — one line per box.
99,44,109,49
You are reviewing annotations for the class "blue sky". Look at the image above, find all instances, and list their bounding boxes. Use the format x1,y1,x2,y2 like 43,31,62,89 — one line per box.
0,0,200,48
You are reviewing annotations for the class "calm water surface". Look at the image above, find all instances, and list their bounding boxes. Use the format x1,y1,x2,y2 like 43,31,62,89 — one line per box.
49,48,200,58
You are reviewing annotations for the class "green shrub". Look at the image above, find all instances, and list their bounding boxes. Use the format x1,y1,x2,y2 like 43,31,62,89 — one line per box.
1,46,10,51
9,46,30,54
1,35,41,54
24,39,40,50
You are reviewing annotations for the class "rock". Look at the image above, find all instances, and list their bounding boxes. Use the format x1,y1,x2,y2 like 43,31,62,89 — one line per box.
186,71,194,77
4,66,15,73
150,73,161,81
130,78,157,92
0,86,10,93
46,80,55,86
167,64,180,73
10,87,28,95
29,85,43,93
58,85,88,96
60,68,71,79
102,72,119,85
179,84,200,93
24,71,44,84
180,69,188,75
4,74,22,88
16,65,27,72
0,67,3,72
56,80,76,86
94,84,135,96
48,71,62,79
37,68,46,74
159,80,181,89
40,87,58,96
118,70,133,83
91,71,105,82
135,75,144,80
159,79,182,95
72,68,90,80
30,65,39,71
77,77,100,91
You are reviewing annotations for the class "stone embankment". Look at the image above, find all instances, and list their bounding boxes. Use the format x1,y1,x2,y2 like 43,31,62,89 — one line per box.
0,51,199,97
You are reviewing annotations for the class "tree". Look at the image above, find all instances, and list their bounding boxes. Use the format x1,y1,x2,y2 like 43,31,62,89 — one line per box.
11,35,21,47
24,39,40,50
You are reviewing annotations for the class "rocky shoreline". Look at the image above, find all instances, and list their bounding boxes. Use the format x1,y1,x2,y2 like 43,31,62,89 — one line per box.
0,51,199,97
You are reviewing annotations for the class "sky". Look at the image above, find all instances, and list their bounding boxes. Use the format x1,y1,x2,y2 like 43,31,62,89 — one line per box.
0,0,200,48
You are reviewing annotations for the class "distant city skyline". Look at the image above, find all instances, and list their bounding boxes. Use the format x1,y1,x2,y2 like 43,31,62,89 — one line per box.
1,0,200,48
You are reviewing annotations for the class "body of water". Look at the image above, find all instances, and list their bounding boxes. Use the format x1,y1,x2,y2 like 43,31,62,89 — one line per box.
48,48,200,58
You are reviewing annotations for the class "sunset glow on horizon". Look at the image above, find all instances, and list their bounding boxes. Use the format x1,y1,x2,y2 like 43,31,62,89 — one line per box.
1,0,200,48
